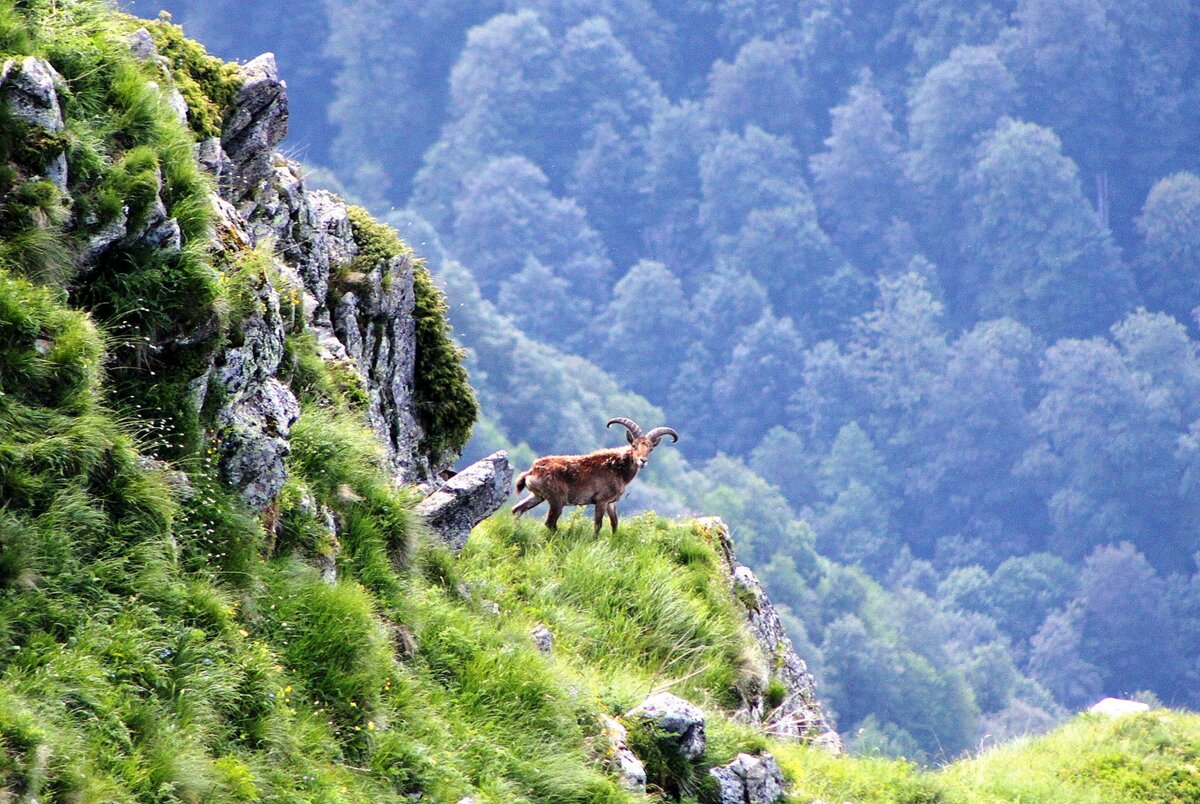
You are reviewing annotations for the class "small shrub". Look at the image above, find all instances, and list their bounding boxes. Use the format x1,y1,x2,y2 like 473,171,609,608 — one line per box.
765,677,788,710
625,720,720,802
412,262,477,464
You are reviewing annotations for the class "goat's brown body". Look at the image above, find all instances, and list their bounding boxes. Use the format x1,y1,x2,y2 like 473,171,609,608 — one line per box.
518,448,639,505
512,418,677,534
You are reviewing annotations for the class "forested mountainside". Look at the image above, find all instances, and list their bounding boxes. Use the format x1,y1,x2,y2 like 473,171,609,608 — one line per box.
131,0,1200,763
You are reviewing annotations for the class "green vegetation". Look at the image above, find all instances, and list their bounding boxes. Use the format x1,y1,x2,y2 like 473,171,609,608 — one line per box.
411,262,478,462
139,14,243,140
3,2,1199,801
775,710,1200,803
0,0,229,459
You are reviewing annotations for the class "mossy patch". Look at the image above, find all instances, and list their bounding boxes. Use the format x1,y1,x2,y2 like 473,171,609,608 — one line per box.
411,261,477,463
141,15,242,140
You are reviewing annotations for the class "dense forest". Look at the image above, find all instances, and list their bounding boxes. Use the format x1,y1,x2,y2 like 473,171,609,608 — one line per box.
129,0,1200,760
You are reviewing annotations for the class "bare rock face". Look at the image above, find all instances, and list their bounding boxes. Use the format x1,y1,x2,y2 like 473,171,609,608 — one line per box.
415,452,513,550
222,53,288,205
331,249,424,478
215,377,300,510
626,692,706,761
211,252,300,508
709,752,786,804
185,195,301,511
0,57,68,190
695,517,842,751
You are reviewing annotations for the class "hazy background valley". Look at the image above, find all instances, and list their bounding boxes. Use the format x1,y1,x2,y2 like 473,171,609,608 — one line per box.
124,0,1200,760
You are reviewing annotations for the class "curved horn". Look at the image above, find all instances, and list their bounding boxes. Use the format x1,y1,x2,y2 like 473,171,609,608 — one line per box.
645,426,679,444
607,418,643,440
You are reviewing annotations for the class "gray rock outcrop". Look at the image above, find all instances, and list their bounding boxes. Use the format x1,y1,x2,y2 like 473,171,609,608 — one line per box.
199,58,438,484
0,57,67,190
205,208,300,509
598,714,646,792
330,243,423,475
709,752,786,804
696,517,842,751
626,692,706,761
222,53,288,205
415,452,513,550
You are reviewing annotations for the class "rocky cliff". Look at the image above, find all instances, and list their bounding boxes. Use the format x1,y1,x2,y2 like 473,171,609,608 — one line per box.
192,50,448,500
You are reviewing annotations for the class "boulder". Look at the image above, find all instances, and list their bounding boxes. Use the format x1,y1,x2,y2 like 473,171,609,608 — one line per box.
626,692,705,761
1089,698,1150,717
709,752,786,804
126,27,159,62
2,57,64,133
1,57,67,190
531,624,554,653
416,452,513,550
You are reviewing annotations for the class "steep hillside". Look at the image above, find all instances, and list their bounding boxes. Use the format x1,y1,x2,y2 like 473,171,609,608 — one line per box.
0,1,837,800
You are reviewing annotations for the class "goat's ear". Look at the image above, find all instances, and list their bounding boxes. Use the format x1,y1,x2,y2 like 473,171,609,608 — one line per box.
626,430,636,445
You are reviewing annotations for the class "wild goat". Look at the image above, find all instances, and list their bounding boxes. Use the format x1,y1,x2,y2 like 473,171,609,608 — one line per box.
513,417,679,534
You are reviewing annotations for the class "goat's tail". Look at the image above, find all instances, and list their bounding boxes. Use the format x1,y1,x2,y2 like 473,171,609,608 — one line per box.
515,471,528,493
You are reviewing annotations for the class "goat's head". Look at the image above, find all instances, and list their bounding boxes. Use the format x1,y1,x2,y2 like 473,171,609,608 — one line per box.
607,417,679,468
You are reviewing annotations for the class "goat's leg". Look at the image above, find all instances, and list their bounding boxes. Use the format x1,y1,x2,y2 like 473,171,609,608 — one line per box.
512,493,543,518
593,504,605,535
607,502,618,534
544,502,564,532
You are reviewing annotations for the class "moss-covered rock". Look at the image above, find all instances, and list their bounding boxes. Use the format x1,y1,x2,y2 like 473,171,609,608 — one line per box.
346,204,478,468
139,15,241,140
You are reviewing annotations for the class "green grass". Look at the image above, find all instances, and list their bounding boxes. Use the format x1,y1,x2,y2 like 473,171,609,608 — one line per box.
6,245,1200,799
768,710,1200,803
139,14,243,140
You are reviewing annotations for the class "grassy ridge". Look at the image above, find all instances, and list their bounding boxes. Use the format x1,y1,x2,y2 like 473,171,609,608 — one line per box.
3,257,1198,800
773,710,1200,803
